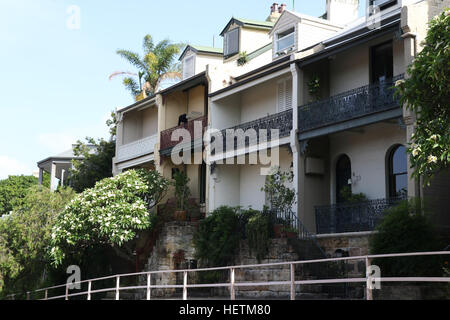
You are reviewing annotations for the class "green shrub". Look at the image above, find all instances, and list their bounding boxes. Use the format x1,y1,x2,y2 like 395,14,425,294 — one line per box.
339,186,368,203
0,186,76,297
193,206,242,268
50,169,169,266
370,199,444,277
246,212,271,262
172,171,191,211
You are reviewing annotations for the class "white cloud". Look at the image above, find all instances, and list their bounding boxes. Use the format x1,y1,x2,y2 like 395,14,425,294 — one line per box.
0,156,31,179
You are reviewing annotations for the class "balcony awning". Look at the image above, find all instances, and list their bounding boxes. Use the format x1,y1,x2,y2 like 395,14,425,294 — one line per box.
296,13,401,67
159,71,207,96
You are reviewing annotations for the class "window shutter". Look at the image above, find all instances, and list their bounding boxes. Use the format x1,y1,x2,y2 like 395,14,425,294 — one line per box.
182,55,194,79
277,81,286,112
277,79,293,112
224,28,239,57
285,78,293,110
224,33,229,56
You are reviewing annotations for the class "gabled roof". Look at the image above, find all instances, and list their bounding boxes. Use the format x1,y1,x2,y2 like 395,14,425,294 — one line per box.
296,10,402,67
179,45,223,61
37,144,96,166
220,17,275,36
269,10,342,36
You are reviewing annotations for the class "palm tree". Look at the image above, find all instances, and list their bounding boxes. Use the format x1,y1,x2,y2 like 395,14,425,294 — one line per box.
110,35,183,101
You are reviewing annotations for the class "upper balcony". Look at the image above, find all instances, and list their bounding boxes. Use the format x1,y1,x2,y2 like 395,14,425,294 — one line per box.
160,115,208,156
298,75,404,140
214,108,292,155
115,101,158,167
116,134,158,163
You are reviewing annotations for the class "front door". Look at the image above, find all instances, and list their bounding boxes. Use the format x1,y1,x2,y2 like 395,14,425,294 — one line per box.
371,41,393,84
336,155,352,203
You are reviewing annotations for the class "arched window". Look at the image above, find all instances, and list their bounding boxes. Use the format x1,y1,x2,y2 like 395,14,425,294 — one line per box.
336,155,351,203
388,145,408,198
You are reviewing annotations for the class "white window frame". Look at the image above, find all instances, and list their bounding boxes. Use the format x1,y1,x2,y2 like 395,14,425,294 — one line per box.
224,28,240,58
275,26,296,56
182,55,195,80
368,0,399,16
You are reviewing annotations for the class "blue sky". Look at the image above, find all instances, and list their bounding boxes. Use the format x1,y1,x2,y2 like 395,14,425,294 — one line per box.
0,0,367,178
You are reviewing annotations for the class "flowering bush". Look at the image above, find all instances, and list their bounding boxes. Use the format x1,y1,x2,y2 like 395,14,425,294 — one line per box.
0,186,75,297
396,10,449,184
50,169,169,265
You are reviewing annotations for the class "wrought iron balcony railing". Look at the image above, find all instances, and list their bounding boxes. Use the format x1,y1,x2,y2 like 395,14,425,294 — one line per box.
211,109,293,155
160,115,207,153
298,74,404,133
315,196,406,234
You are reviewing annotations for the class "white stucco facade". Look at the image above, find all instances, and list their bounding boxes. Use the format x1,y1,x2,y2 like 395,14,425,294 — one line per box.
109,0,449,236
328,122,407,202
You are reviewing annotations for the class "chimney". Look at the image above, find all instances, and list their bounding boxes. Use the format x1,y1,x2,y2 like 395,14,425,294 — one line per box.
273,3,279,12
326,0,359,26
278,4,287,14
266,3,281,23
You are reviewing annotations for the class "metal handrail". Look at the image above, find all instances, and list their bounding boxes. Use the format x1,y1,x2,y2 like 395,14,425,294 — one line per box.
295,214,327,258
6,251,450,301
266,208,326,258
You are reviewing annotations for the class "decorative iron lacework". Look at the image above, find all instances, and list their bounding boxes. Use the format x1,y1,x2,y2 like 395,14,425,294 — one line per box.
298,74,404,133
315,196,407,234
212,108,293,154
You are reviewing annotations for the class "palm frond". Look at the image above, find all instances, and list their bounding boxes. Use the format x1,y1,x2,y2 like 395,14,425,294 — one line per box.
113,36,184,99
142,34,154,54
122,77,140,97
155,71,182,92
116,50,148,72
108,71,137,81
159,71,182,82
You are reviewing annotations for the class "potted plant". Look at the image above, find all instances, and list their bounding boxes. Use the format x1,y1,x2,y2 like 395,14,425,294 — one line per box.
173,171,191,221
188,199,202,222
271,217,286,238
261,168,297,239
307,74,321,102
273,224,285,238
284,226,298,239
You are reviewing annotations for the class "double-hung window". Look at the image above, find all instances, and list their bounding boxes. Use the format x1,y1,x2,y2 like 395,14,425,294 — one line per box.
369,0,398,13
275,27,295,55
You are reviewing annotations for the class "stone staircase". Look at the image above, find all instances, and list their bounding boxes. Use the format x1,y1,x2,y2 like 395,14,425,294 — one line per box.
131,211,364,300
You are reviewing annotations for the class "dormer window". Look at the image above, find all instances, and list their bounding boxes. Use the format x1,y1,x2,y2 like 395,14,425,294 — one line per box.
224,28,239,58
275,27,295,55
369,0,398,12
182,55,195,80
